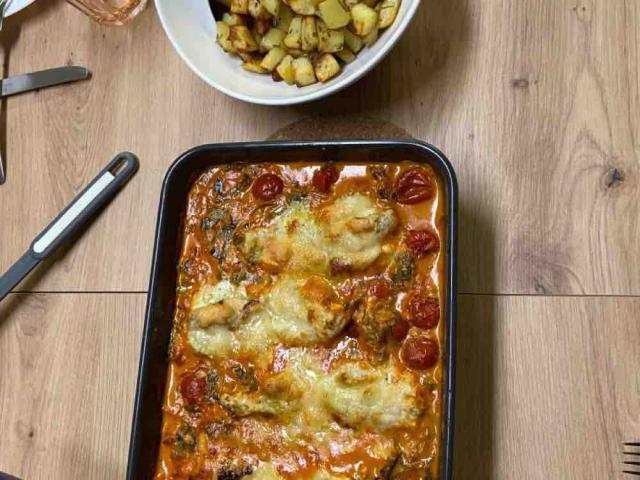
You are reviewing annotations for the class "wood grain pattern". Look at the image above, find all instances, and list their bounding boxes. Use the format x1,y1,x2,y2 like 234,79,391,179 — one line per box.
0,293,145,479
0,0,638,294
1,294,638,479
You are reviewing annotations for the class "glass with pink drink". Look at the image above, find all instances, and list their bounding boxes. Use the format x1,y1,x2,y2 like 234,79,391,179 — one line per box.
66,0,147,25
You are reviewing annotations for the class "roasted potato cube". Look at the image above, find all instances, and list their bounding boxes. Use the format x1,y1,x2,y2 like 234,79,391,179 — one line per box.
335,47,356,63
283,16,303,49
260,47,287,71
362,24,378,46
351,3,378,36
260,27,286,51
377,0,399,28
251,28,263,46
230,25,259,52
287,48,305,57
342,0,358,7
242,56,268,73
259,0,280,16
255,18,273,35
301,17,319,51
314,53,340,82
216,22,235,52
276,2,294,31
293,56,317,86
318,0,351,29
276,54,296,84
216,0,231,6
286,0,316,15
342,27,363,52
361,0,377,6
249,0,271,19
223,12,245,26
317,20,344,52
230,0,249,14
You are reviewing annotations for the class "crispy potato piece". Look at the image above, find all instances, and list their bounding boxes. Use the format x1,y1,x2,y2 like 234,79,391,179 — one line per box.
318,0,351,29
260,47,287,71
377,0,399,28
249,0,271,19
342,0,358,7
216,22,235,52
335,47,356,63
260,27,286,51
361,0,377,6
301,17,319,51
362,24,378,46
223,12,245,26
259,0,280,16
314,53,341,82
351,3,378,36
230,0,249,14
251,28,263,47
276,54,296,84
287,48,306,57
276,2,294,31
293,56,317,86
216,0,231,6
230,25,259,52
286,0,316,15
238,51,254,62
283,16,303,49
341,28,363,52
255,18,273,35
242,56,268,73
317,20,344,52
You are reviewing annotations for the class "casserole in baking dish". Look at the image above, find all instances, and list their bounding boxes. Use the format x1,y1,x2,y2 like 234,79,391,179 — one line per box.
127,141,457,480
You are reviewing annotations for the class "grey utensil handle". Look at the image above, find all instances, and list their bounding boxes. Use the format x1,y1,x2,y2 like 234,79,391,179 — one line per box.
0,152,139,301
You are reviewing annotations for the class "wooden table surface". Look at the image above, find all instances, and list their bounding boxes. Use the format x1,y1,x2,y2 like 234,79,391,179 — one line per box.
0,0,638,479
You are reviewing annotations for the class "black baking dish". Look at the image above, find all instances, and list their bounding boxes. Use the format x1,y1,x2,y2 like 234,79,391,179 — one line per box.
127,140,458,480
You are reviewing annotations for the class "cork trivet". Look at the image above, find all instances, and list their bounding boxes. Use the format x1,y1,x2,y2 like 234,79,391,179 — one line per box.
267,115,414,141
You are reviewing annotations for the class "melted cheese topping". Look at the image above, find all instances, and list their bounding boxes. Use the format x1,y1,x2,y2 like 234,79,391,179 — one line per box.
189,275,348,359
220,349,422,434
242,194,396,274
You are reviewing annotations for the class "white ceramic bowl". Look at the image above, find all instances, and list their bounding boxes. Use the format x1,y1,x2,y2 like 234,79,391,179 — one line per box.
6,0,37,16
155,0,420,105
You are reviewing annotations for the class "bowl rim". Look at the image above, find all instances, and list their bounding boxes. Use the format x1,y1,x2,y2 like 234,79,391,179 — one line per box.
154,0,421,106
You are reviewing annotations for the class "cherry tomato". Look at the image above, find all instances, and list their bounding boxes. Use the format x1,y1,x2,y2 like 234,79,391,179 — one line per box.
312,166,339,193
180,373,206,404
396,167,435,204
401,336,439,370
391,319,410,341
405,230,439,257
369,278,390,298
252,173,284,201
408,293,440,329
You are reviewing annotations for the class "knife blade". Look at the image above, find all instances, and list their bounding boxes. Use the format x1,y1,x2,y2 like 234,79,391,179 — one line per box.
0,66,91,98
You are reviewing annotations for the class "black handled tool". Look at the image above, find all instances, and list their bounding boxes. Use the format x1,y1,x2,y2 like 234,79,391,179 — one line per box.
0,152,139,301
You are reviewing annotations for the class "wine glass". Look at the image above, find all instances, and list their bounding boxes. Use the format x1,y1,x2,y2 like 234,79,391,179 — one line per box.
66,0,147,25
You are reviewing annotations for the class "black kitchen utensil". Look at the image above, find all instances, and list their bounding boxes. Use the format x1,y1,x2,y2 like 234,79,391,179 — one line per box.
0,152,139,300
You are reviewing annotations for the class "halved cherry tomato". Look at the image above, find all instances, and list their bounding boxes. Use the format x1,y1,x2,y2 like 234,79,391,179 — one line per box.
401,336,439,370
408,293,440,329
405,230,439,257
312,166,339,193
252,173,284,200
369,278,390,298
396,167,435,204
180,373,206,404
391,319,410,341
